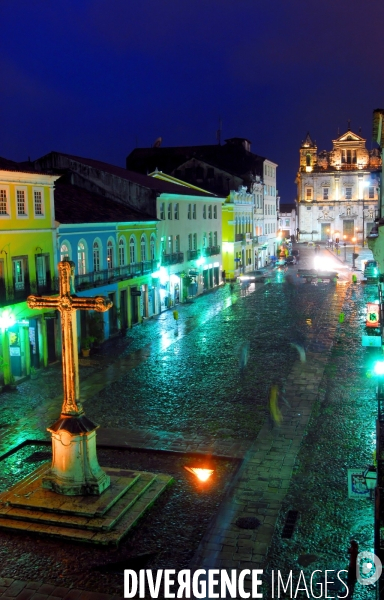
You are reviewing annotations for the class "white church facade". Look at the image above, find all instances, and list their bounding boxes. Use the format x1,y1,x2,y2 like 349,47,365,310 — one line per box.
296,128,381,244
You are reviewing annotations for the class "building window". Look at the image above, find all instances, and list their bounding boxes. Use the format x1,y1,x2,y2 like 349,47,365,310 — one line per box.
213,205,217,219
36,255,46,286
119,238,125,266
168,203,172,220
13,259,25,290
306,188,313,200
193,233,197,250
188,204,191,219
208,205,212,219
369,186,375,199
168,235,173,254
0,189,8,215
141,235,146,261
345,187,352,200
174,203,179,219
129,237,136,263
285,219,290,227
208,232,213,247
323,188,329,200
77,242,86,275
342,149,357,164
188,234,192,250
214,231,218,246
175,235,180,252
150,235,156,260
202,233,207,247
93,241,100,271
203,205,206,219
17,190,26,215
193,204,196,219
34,190,43,215
60,243,70,262
107,240,114,269
160,203,165,220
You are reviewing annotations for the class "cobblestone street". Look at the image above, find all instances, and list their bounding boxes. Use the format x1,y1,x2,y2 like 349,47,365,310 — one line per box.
0,244,379,599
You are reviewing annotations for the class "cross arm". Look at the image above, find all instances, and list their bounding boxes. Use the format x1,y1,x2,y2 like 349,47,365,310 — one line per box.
27,295,60,310
71,296,113,313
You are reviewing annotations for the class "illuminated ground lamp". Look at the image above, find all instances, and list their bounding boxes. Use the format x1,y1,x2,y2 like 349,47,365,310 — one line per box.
364,466,377,499
184,466,214,482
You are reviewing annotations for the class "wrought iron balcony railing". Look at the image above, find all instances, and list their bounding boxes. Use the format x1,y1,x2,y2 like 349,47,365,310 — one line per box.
162,252,184,266
202,245,220,257
187,249,201,261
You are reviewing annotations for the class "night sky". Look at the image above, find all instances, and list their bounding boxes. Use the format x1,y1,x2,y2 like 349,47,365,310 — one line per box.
1,0,384,202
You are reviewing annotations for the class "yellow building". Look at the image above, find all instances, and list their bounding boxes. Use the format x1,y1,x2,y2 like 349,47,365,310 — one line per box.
0,158,59,384
222,187,255,280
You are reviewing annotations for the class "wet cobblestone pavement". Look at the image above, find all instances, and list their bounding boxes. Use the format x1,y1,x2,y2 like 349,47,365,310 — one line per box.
0,245,380,598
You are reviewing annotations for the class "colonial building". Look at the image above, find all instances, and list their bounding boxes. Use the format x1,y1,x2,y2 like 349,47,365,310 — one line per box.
149,170,223,300
0,157,59,383
296,129,381,243
126,137,280,263
279,203,297,240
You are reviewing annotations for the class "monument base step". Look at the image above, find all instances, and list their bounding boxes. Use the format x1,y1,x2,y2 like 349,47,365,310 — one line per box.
0,464,173,545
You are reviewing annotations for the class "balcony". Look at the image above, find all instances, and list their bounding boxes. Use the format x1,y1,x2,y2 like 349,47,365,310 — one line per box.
235,233,244,242
202,245,220,257
187,249,201,261
162,252,184,266
73,262,156,290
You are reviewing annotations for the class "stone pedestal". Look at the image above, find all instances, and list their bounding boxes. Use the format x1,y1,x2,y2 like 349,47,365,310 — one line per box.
42,415,110,496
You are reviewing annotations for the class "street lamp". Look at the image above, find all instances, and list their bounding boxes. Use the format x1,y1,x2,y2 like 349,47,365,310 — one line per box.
352,236,357,270
364,465,377,499
343,235,347,261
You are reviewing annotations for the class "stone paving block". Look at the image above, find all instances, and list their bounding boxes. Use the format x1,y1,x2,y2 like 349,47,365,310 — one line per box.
13,590,36,600
35,587,55,597
62,590,82,600
50,590,71,599
24,585,42,592
0,589,7,595
29,594,49,600
0,581,13,589
5,582,27,597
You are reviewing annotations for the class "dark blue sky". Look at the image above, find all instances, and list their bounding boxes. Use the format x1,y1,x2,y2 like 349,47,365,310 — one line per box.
1,0,384,202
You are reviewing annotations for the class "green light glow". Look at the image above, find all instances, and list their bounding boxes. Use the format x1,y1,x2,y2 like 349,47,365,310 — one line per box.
374,361,384,375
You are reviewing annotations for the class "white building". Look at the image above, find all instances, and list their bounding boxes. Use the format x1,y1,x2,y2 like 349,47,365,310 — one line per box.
296,129,381,243
150,172,224,307
263,160,279,259
279,203,297,240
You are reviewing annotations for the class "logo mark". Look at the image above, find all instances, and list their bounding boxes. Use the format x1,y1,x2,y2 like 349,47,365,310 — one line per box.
357,551,382,585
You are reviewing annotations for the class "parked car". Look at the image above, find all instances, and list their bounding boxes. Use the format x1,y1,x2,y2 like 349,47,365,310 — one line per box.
285,255,297,265
238,270,267,283
307,241,315,247
364,260,379,281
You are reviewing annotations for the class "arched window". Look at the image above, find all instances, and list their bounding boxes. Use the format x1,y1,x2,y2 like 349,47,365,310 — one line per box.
150,235,156,260
107,239,114,269
208,232,213,247
119,238,126,266
93,240,101,272
77,241,86,275
129,236,136,263
60,243,70,262
141,235,146,262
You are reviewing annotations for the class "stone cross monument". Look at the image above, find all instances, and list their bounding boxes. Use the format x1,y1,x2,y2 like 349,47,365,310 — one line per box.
27,260,112,496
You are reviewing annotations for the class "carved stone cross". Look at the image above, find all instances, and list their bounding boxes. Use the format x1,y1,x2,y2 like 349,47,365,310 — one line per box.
27,260,112,416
